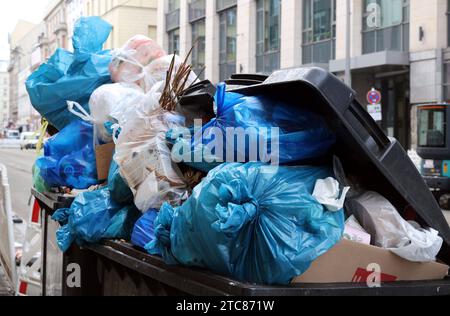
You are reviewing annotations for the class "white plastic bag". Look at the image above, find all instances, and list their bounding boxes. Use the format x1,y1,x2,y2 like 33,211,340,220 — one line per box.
87,83,148,143
114,97,189,212
346,191,444,263
312,177,350,212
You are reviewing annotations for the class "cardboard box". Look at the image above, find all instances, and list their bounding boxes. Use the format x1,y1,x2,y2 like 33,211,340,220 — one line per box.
293,239,449,284
95,143,115,181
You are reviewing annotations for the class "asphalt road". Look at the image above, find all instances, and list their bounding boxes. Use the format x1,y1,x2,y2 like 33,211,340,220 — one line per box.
0,148,36,249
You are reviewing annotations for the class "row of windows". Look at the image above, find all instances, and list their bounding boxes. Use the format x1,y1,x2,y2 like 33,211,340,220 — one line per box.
167,0,416,79
86,0,116,17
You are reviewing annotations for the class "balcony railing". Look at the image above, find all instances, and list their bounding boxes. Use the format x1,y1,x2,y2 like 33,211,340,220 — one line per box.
189,0,206,22
166,9,180,31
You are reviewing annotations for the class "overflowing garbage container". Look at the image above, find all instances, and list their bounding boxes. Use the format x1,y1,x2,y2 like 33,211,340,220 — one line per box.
28,17,450,296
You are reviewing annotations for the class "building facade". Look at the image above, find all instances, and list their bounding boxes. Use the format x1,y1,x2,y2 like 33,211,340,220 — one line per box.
156,0,450,149
43,0,69,54
67,0,87,50
9,22,44,132
8,20,37,128
85,0,158,49
0,61,9,133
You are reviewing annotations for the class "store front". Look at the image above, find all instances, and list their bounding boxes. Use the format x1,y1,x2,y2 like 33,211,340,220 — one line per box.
352,68,410,149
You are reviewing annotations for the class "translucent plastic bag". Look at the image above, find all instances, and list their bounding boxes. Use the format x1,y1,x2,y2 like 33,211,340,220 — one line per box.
52,187,141,252
110,35,166,92
26,17,112,130
170,83,336,172
148,163,345,285
114,100,189,212
346,191,444,263
84,83,147,143
36,120,99,189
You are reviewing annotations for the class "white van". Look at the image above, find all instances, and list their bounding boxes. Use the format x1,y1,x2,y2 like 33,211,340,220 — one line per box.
20,133,40,150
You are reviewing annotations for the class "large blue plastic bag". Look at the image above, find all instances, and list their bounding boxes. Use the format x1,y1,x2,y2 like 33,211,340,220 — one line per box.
52,188,141,252
26,17,112,130
170,83,336,172
35,120,99,189
148,163,345,285
131,209,159,250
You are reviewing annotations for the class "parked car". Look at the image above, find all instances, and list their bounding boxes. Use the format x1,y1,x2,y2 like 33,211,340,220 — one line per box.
6,130,20,140
20,132,40,150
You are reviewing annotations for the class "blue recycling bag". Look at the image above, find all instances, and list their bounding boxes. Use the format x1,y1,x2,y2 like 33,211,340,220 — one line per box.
36,120,99,189
108,159,134,205
148,163,345,285
131,210,159,250
52,187,141,252
170,83,336,173
26,17,112,130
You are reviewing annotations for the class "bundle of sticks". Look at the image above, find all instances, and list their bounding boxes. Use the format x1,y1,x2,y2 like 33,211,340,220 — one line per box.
160,46,195,112
159,40,207,112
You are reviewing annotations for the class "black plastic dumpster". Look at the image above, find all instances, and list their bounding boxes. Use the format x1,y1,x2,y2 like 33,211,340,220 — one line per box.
32,67,450,296
31,190,450,296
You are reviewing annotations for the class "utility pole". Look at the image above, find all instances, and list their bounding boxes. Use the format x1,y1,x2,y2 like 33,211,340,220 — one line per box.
345,0,352,87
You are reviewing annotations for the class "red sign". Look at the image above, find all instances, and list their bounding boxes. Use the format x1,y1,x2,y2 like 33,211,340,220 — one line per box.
367,89,382,105
352,268,398,283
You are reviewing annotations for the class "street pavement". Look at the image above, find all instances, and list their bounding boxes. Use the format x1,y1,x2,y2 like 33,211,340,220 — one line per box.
0,148,36,249
0,148,35,296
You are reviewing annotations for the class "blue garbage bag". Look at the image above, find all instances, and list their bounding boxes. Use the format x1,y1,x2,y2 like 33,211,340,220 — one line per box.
36,120,99,189
170,83,336,173
148,163,345,285
52,188,141,252
26,17,112,130
108,159,134,205
131,209,159,250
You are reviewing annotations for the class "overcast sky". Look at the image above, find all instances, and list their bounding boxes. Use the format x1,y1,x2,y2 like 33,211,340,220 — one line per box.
0,0,50,61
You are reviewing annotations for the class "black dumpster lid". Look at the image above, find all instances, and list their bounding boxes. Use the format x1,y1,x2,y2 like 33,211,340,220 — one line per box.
230,67,450,249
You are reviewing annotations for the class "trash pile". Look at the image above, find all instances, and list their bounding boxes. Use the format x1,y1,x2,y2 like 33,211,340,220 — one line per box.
28,17,448,286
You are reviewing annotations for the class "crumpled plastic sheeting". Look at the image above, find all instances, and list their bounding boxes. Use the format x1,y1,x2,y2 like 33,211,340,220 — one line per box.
131,209,159,250
114,87,189,212
26,17,112,130
148,163,345,285
346,191,444,263
36,120,99,189
52,187,141,252
170,83,336,173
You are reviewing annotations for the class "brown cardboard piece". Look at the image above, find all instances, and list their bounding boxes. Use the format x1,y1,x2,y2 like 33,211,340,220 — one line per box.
293,239,449,284
96,143,115,181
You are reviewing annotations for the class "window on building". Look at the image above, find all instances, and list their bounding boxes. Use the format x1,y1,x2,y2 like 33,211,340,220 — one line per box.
148,26,157,40
302,0,336,64
218,1,237,81
445,62,450,101
256,0,281,74
190,0,206,80
169,0,180,11
167,0,181,54
168,29,180,55
362,0,410,54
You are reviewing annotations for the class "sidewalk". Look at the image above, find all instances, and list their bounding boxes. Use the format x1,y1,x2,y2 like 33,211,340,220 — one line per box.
0,265,13,296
